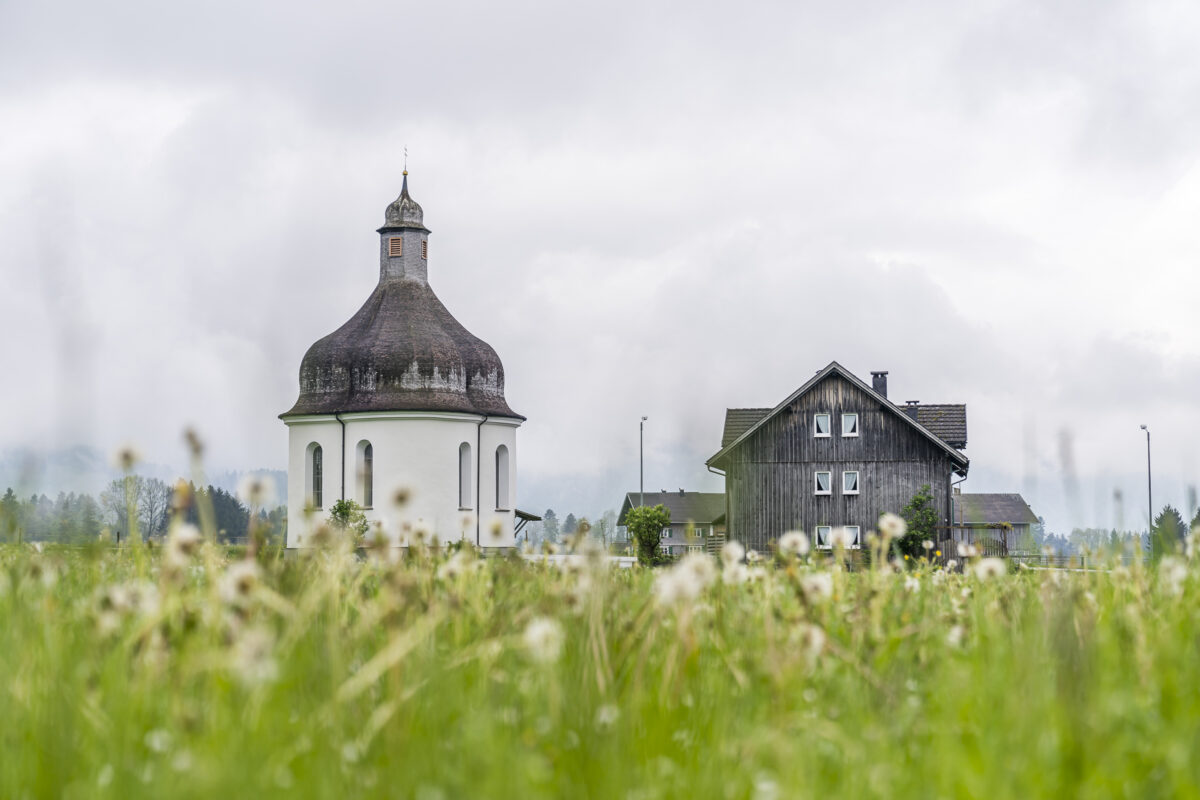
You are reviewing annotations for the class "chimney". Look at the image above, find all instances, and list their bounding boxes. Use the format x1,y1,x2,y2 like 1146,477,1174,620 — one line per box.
678,488,685,496
871,371,888,398
904,400,920,421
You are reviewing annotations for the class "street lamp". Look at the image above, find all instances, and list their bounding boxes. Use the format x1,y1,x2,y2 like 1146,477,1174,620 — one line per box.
640,416,648,508
1140,424,1152,537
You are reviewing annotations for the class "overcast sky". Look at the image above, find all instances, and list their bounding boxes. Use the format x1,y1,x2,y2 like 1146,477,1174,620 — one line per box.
2,0,1198,532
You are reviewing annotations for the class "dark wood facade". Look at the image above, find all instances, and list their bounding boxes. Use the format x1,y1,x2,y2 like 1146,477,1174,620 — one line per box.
709,365,968,554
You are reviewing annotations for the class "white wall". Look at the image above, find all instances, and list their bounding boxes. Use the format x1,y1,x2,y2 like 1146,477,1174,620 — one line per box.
285,411,520,548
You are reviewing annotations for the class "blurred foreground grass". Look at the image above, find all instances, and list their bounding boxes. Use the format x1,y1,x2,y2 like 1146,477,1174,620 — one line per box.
1,535,1198,799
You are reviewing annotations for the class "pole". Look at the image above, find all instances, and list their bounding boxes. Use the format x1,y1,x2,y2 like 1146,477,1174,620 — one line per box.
640,416,647,507
1140,424,1153,545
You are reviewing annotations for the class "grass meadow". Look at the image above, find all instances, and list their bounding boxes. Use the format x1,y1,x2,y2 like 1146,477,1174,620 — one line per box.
2,524,1199,799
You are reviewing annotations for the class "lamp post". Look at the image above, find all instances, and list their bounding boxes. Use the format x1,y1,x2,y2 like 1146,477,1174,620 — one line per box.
640,416,648,508
1140,424,1152,537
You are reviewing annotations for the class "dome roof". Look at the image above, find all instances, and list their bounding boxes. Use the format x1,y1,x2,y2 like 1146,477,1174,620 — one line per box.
281,179,522,420
381,172,427,231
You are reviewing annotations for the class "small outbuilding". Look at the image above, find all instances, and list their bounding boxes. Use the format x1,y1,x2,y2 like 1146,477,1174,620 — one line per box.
949,493,1039,554
617,491,726,557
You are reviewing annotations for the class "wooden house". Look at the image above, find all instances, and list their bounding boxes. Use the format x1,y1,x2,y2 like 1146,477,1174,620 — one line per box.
706,362,969,554
949,492,1039,554
617,491,726,557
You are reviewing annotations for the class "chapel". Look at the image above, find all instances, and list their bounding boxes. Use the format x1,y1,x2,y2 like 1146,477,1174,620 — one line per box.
280,173,524,547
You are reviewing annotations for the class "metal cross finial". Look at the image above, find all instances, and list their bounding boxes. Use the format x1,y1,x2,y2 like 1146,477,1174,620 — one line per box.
403,146,408,175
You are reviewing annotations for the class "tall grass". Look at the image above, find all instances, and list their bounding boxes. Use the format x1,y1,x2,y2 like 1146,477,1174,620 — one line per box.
1,533,1197,798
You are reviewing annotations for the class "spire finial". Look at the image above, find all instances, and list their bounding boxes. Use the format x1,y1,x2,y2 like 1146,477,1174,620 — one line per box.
403,145,408,176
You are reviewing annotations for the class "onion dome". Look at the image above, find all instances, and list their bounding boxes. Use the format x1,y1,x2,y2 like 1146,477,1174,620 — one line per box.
281,175,522,420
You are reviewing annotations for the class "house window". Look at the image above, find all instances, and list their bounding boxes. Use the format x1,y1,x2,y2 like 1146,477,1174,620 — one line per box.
388,237,403,257
458,442,472,509
842,413,859,437
814,471,832,495
814,413,831,438
421,240,428,259
661,528,671,540
693,526,706,538
843,471,860,495
844,526,862,548
356,441,374,508
816,526,832,549
495,445,510,510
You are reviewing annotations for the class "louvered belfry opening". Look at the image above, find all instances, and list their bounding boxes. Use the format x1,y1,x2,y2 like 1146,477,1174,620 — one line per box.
389,237,403,257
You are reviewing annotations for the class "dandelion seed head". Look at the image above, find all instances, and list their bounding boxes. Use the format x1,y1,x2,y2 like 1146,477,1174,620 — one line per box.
112,444,142,472
971,558,1005,581
522,616,565,665
800,572,834,604
219,560,261,605
231,626,279,686
778,530,810,558
721,541,745,565
794,622,826,661
746,549,763,564
1160,556,1187,596
904,575,921,593
946,624,965,648
922,540,934,551
722,563,750,585
878,513,907,540
829,527,854,550
392,487,411,508
236,473,276,509
183,428,205,458
594,704,620,731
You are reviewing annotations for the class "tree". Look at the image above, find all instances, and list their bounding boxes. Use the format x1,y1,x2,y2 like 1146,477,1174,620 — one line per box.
896,484,938,558
328,499,369,546
563,513,578,535
1,488,20,542
542,509,560,544
1151,505,1187,560
624,504,671,566
1191,507,1200,538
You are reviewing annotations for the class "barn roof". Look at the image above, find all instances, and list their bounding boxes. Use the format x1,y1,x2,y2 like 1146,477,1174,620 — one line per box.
707,361,969,473
617,491,725,526
953,494,1039,525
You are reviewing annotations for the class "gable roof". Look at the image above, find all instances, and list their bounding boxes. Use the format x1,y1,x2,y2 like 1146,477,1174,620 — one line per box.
722,408,771,447
912,405,967,449
952,494,1038,525
617,491,725,526
707,361,969,473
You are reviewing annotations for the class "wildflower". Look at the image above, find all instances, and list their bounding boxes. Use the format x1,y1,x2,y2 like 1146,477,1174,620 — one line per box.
677,552,717,589
904,575,920,593
935,550,941,557
523,617,565,665
485,519,509,547
236,473,276,509
922,540,934,552
829,527,854,549
595,704,620,731
112,444,142,472
231,626,279,686
144,729,172,754
946,559,959,570
946,625,965,648
878,513,907,540
183,428,205,458
971,558,1005,581
219,560,261,606
655,555,715,606
169,480,193,513
721,541,745,565
1160,557,1187,597
794,623,826,661
438,551,477,581
392,487,412,508
746,549,763,564
166,523,202,566
722,563,750,585
778,530,810,559
800,572,833,603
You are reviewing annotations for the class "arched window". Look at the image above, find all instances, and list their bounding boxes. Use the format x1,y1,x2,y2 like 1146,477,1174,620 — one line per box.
458,442,472,509
495,444,510,510
307,443,324,510
356,440,373,508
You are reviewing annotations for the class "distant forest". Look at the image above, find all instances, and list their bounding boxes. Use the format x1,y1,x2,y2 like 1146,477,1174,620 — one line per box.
0,476,286,544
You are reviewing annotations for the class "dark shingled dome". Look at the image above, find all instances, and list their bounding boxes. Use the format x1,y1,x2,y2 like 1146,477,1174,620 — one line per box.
281,180,522,420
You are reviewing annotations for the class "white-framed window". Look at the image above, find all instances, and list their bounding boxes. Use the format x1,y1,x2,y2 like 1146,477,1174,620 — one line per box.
814,413,831,438
844,526,862,548
693,525,706,538
814,471,832,495
495,445,510,510
843,471,860,495
816,526,832,549
842,413,859,437
661,527,671,541
660,544,672,555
